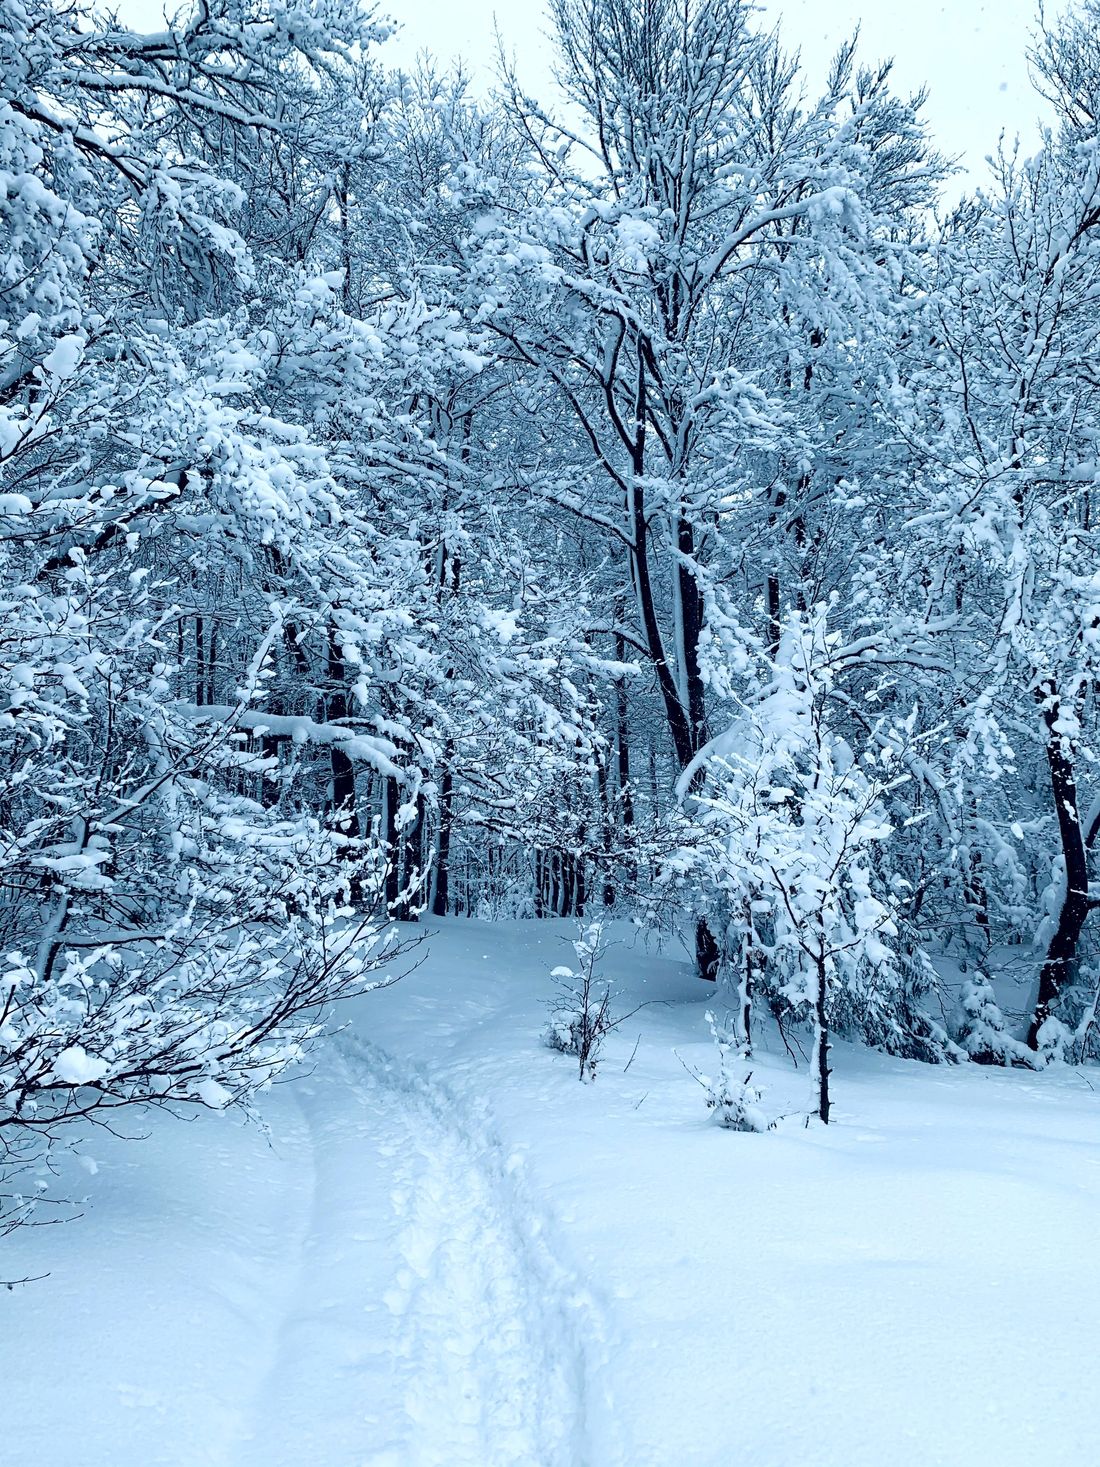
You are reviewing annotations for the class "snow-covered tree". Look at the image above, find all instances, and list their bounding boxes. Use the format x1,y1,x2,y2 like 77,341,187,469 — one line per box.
886,34,1100,1048
469,0,947,974
0,0,426,1183
666,611,941,1117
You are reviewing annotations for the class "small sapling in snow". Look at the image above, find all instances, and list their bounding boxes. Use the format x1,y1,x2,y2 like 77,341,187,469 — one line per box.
544,921,646,1081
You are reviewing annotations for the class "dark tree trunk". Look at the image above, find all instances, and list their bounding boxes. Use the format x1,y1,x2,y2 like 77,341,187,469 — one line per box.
677,514,718,980
814,951,831,1124
695,919,720,983
330,745,358,835
627,357,719,975
676,512,708,755
195,613,205,706
614,624,635,833
766,568,782,659
206,619,217,705
383,777,400,913
1028,693,1093,1047
596,753,615,906
739,967,753,1053
965,851,993,948
628,352,695,771
326,625,362,903
327,630,360,837
430,759,454,917
394,790,424,923
562,853,575,917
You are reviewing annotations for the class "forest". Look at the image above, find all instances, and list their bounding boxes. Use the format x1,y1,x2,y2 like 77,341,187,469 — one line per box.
4,1,1100,1462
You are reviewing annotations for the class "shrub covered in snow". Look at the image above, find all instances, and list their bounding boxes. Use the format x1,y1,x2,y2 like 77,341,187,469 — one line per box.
958,974,1037,1068
703,1011,768,1132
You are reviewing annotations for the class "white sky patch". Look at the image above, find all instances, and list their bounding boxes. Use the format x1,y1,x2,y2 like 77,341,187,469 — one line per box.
113,0,1062,197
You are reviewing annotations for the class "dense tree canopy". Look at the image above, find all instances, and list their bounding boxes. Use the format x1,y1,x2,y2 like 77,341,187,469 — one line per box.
3,0,1100,1186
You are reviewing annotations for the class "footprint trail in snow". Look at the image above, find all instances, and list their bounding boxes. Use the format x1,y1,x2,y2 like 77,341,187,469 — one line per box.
233,1035,602,1467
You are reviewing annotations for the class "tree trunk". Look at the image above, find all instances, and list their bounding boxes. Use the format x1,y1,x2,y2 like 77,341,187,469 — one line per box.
812,950,831,1124
395,790,424,922
596,752,615,906
737,901,761,1052
207,618,217,706
562,853,576,917
613,618,635,836
628,351,696,770
675,511,708,755
327,625,362,903
1028,693,1092,1047
383,777,400,913
695,919,720,983
195,613,205,706
621,350,721,976
766,568,782,659
430,758,454,917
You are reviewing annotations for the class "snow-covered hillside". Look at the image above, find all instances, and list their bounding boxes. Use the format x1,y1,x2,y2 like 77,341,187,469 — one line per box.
7,919,1099,1467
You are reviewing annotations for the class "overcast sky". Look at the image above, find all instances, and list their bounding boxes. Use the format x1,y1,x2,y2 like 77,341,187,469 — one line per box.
118,0,1060,195
385,0,1057,192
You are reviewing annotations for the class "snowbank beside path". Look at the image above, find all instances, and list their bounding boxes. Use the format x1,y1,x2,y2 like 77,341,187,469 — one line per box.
4,1087,314,1465
359,919,1100,1467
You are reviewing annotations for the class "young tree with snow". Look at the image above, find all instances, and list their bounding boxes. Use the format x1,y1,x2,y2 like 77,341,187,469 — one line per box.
668,611,933,1119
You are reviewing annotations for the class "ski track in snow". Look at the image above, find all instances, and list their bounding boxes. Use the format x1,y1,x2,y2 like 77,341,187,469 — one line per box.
232,1033,610,1467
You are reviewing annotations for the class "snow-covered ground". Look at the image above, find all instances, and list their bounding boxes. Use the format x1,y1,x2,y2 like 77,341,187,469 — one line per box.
7,919,1100,1466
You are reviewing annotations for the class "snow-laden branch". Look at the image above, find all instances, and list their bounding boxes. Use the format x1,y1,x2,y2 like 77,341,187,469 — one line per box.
172,705,405,781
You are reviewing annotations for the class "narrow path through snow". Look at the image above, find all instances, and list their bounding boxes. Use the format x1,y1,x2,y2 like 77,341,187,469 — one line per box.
232,1034,601,1467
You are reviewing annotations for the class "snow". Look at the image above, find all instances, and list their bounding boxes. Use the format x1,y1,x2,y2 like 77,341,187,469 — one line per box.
195,1077,233,1110
40,333,83,380
6,918,1100,1465
51,1044,110,1085
614,216,660,268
